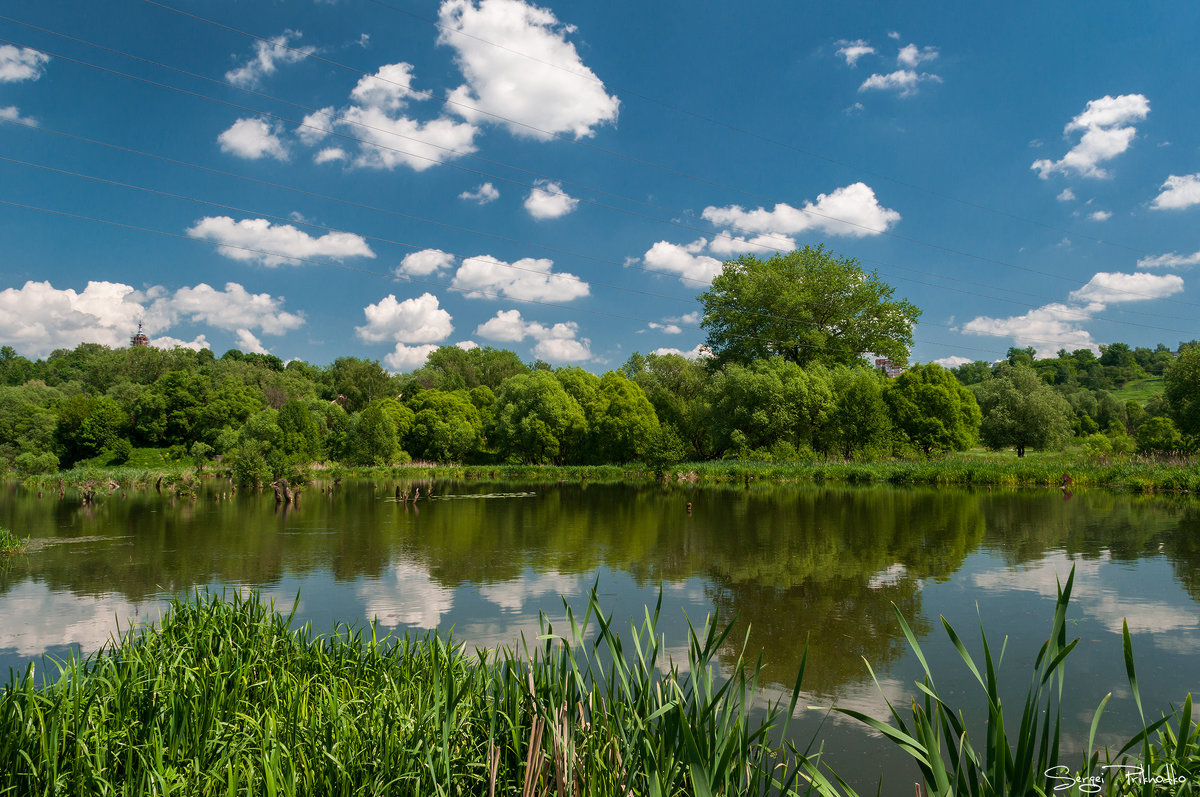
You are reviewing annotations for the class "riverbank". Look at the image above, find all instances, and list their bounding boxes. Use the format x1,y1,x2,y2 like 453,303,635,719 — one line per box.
8,450,1200,496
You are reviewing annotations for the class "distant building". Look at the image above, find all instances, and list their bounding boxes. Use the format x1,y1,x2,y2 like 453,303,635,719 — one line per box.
130,322,149,347
875,357,904,378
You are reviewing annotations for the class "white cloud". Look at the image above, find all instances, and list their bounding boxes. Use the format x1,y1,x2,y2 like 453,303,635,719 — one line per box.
234,328,269,354
384,343,440,371
1151,173,1200,210
151,282,305,335
0,45,49,83
706,232,796,256
451,255,589,301
349,62,421,111
398,248,456,276
437,0,620,139
217,117,289,160
672,311,700,325
459,182,500,204
0,105,37,126
355,292,454,344
1137,250,1200,269
186,216,374,266
358,562,454,629
225,30,313,88
523,180,579,219
297,106,336,145
1056,188,1076,202
702,182,901,238
647,322,682,334
887,31,901,40
0,280,302,358
1068,271,1183,305
896,43,938,67
314,147,347,164
455,340,478,350
1031,94,1150,179
858,69,942,96
962,270,1183,355
474,309,591,362
642,238,724,284
338,104,479,171
1089,210,1112,221
151,334,210,351
932,355,972,368
835,39,875,66
652,344,712,360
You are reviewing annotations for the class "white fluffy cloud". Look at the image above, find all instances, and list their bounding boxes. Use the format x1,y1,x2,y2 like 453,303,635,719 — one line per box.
0,45,49,82
459,182,500,204
474,309,591,361
0,280,302,357
1089,210,1112,221
1137,250,1200,269
297,106,336,145
1151,173,1200,210
962,270,1183,355
451,255,589,301
706,232,795,256
0,105,37,126
523,180,579,219
225,30,313,87
314,147,347,164
859,69,942,96
186,216,374,266
702,182,901,238
647,322,682,334
835,39,875,66
641,239,724,284
437,0,620,139
1032,94,1150,179
896,43,938,67
652,344,712,360
384,343,440,371
932,355,972,368
355,292,454,344
152,334,210,351
349,62,421,111
1056,188,1076,202
218,117,289,160
398,249,456,276
234,328,269,354
338,104,479,171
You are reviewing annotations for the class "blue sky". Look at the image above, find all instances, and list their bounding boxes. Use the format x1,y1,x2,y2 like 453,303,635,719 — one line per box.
2,0,1199,371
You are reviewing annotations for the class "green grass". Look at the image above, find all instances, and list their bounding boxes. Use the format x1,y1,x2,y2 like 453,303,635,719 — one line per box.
1112,377,1166,404
0,526,24,555
0,589,816,796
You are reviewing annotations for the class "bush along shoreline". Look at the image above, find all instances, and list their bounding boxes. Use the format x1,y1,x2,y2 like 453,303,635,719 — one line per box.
2,575,1197,796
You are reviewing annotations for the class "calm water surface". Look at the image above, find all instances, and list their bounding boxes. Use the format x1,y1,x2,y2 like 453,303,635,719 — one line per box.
2,479,1199,794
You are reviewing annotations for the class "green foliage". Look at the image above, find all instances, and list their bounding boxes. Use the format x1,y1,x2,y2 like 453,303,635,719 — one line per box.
323,357,393,412
345,402,402,466
493,371,587,464
406,390,484,462
13,451,59,475
885,363,981,456
276,399,321,463
974,365,1074,457
622,352,713,460
706,357,833,456
1165,345,1200,438
1136,416,1185,454
0,526,24,555
699,245,921,369
826,366,892,459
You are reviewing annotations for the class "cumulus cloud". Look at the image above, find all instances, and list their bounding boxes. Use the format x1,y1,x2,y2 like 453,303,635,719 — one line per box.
1137,250,1200,269
1056,188,1076,202
1089,210,1112,221
0,105,37,126
152,334,210,351
0,280,301,357
225,30,313,87
642,238,724,284
1151,173,1200,210
896,43,938,67
338,104,479,171
932,355,972,368
706,232,795,256
523,180,579,219
398,248,456,276
437,0,620,139
218,117,289,160
647,322,682,334
355,292,454,344
0,45,49,83
459,181,500,204
702,182,901,238
451,255,588,301
1032,94,1150,179
474,309,591,361
297,106,336,145
186,216,374,266
962,270,1183,355
384,343,440,371
652,344,712,360
835,39,875,66
858,69,942,96
349,62,423,112
314,147,347,164
234,328,269,354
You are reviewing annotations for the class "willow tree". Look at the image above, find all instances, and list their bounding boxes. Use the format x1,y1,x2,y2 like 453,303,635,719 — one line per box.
698,245,920,369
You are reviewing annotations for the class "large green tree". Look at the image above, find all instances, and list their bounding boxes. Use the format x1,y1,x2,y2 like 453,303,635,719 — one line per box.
884,363,980,456
698,245,921,369
972,365,1073,457
1165,344,1200,438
